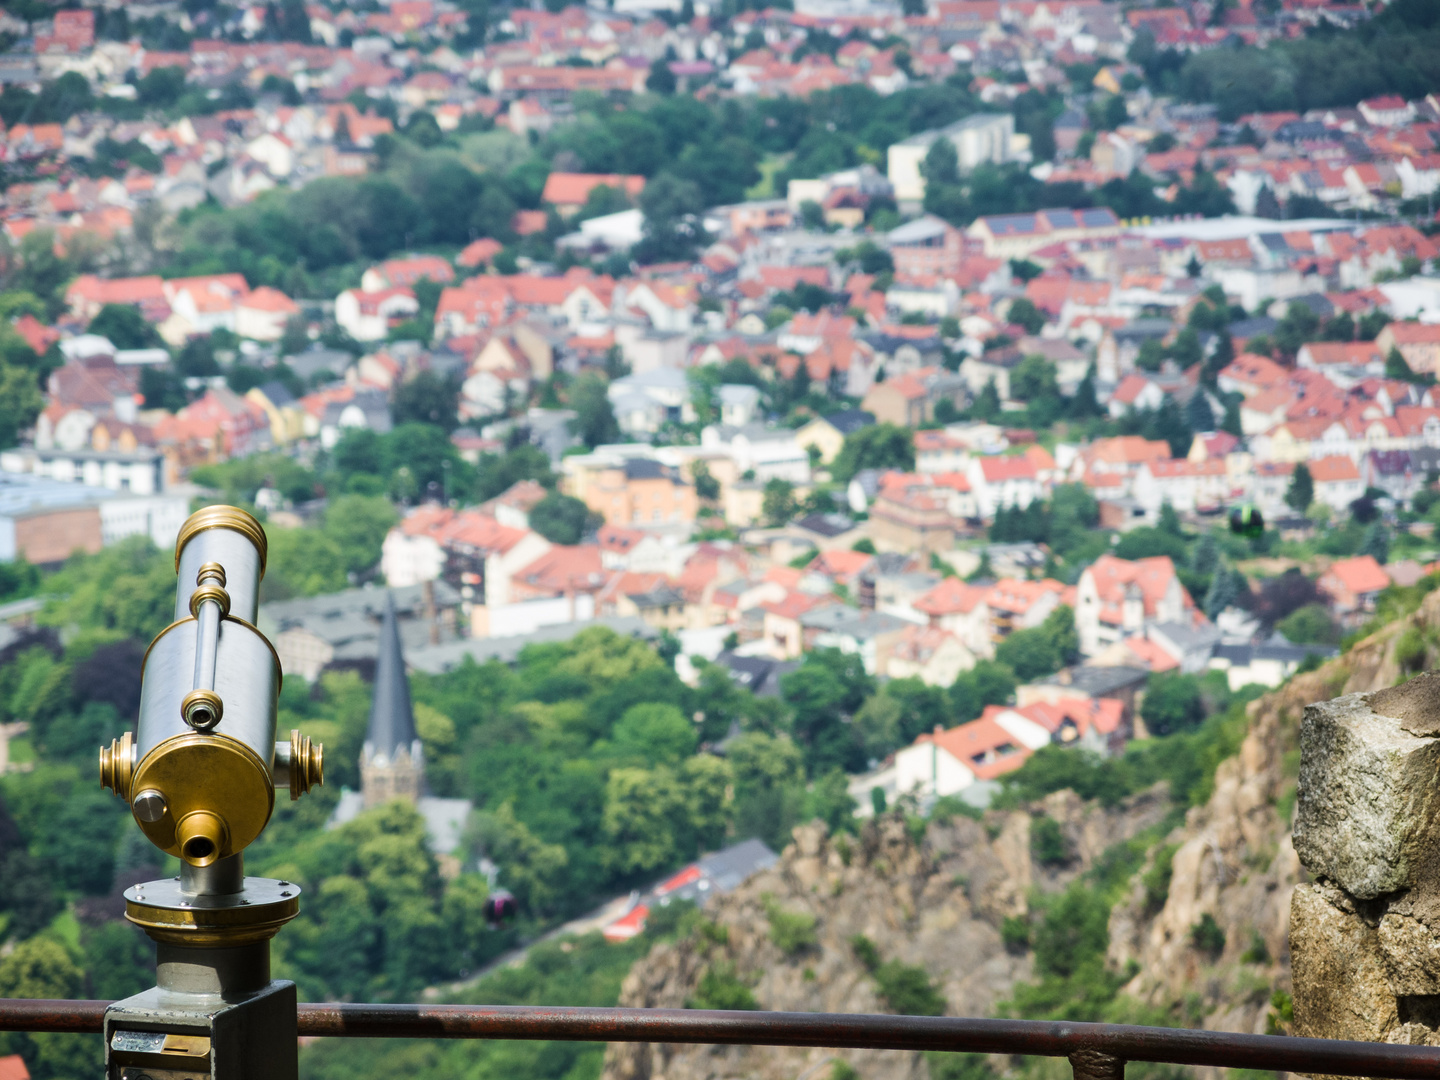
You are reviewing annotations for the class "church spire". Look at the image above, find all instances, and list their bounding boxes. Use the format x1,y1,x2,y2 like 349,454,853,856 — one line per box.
361,592,424,807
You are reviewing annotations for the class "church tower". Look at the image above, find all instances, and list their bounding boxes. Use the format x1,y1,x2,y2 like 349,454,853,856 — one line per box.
360,593,425,808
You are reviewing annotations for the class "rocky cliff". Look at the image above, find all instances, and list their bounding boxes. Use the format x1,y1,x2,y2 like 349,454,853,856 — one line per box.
602,590,1440,1080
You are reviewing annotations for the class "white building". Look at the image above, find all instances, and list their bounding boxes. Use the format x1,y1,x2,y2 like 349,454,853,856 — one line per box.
608,369,696,438
700,423,811,484
335,287,419,342
892,709,1050,803
964,455,1042,518
887,113,1023,204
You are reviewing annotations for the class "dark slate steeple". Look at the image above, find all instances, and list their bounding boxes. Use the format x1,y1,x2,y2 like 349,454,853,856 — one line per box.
361,593,425,807
367,592,420,758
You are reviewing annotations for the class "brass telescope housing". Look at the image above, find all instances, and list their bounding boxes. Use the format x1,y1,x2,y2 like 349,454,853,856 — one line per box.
98,506,318,1080
98,505,324,868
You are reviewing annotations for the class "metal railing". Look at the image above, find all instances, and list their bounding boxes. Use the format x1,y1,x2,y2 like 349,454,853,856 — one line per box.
5,1000,1440,1079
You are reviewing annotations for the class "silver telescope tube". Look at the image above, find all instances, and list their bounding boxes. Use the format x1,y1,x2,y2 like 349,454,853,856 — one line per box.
100,506,322,867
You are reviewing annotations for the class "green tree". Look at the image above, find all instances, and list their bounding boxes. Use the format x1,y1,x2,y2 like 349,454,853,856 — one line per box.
264,525,348,599
393,370,460,430
948,660,1017,723
89,303,163,349
637,173,707,262
762,479,797,526
467,802,570,916
0,937,90,1080
1204,563,1243,620
1011,355,1058,401
1276,603,1338,645
646,58,677,94
1006,297,1046,335
995,626,1061,681
0,363,45,448
529,492,596,545
569,373,621,448
40,536,173,640
728,732,805,850
602,765,684,876
1140,671,1205,736
680,754,732,853
1360,522,1390,565
1286,463,1314,513
831,423,915,483
611,702,697,764
323,494,398,576
873,960,947,1016
969,379,1001,421
691,459,720,500
781,648,873,774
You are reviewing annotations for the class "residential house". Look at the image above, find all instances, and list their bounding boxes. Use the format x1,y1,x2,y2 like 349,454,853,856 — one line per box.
965,455,1042,519
335,287,419,342
882,625,975,687
810,609,910,675
379,506,552,614
1376,322,1440,376
1004,698,1129,756
913,576,994,659
1318,555,1390,628
574,457,699,528
861,368,967,427
1107,373,1166,418
891,711,1049,806
886,215,965,278
258,581,464,682
609,368,695,438
762,591,838,659
1209,636,1338,691
869,474,960,554
1131,459,1229,515
1296,341,1384,389
795,409,874,465
986,577,1067,642
361,255,456,292
1075,554,1194,656
483,544,609,638
1309,454,1365,511
244,382,306,445
1146,620,1222,674
1017,664,1150,724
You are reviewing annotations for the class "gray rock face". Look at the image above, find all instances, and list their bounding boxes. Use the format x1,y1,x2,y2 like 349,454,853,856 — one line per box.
1292,672,1440,1049
1293,691,1440,900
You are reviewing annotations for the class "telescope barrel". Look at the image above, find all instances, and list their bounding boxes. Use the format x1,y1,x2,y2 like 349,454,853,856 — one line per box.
100,506,322,870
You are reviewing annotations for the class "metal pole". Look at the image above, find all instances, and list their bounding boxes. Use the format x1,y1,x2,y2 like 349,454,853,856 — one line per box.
6,1002,1440,1079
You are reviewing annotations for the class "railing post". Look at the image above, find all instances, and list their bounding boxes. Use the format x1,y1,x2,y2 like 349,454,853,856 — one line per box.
1069,1047,1125,1080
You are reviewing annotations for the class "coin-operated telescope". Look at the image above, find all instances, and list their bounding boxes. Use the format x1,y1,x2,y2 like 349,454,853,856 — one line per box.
97,506,323,1080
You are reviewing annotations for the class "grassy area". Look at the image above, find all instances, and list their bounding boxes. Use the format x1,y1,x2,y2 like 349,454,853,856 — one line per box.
5,735,35,767
746,153,792,201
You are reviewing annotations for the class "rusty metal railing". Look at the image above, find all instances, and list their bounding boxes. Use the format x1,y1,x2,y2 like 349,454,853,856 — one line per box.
3,1000,1439,1078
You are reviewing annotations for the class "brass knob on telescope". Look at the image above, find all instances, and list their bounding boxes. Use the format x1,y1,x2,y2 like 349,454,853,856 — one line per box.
100,730,135,799
288,730,324,801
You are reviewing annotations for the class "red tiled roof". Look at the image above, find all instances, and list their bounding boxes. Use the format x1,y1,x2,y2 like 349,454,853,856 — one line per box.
914,577,988,616
541,172,645,206
1323,555,1390,596
1308,454,1360,483
1083,554,1191,616
918,716,1030,781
